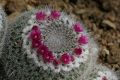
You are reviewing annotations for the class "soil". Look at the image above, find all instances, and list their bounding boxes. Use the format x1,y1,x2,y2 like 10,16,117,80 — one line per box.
0,0,120,76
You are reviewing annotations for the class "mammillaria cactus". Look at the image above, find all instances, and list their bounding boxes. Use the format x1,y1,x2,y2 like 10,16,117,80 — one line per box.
0,7,119,80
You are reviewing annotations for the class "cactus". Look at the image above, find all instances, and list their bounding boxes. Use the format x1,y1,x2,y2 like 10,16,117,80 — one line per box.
0,7,8,57
0,7,119,80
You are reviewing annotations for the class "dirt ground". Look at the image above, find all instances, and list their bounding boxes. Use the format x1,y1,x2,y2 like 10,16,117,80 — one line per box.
0,0,120,71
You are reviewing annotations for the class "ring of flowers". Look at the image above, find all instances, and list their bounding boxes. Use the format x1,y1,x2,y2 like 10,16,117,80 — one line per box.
22,9,89,72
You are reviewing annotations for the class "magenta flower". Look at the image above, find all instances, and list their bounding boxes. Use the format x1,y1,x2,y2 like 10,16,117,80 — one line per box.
30,29,41,40
32,40,41,48
50,10,61,19
73,22,83,32
37,44,49,55
42,51,55,63
78,35,88,44
60,53,71,64
74,47,82,55
36,11,46,21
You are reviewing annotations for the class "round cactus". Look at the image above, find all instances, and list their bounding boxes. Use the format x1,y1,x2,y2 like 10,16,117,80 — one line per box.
0,7,119,80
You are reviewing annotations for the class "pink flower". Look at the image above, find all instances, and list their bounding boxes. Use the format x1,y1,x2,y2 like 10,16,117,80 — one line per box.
30,28,41,40
74,47,82,55
50,10,61,19
78,35,88,44
42,51,55,63
53,59,61,66
37,44,49,55
36,11,46,21
32,40,41,48
73,22,83,32
60,53,71,64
